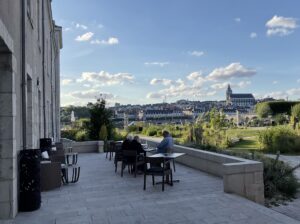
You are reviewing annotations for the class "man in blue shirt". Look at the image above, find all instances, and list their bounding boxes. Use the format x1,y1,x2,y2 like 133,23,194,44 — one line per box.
157,131,173,153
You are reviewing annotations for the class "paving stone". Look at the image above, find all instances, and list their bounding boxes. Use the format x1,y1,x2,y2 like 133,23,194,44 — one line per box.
5,153,300,224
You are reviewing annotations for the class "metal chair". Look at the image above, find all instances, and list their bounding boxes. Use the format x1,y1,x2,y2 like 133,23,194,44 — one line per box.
121,150,144,178
143,157,173,191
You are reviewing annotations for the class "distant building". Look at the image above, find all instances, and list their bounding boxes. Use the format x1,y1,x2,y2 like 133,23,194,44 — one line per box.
226,84,255,107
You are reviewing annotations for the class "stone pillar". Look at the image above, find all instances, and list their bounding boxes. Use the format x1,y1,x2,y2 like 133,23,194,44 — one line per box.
0,53,18,218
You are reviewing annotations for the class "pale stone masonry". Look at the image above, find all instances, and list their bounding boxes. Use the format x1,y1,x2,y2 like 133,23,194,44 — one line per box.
10,153,300,224
0,0,62,219
143,137,265,204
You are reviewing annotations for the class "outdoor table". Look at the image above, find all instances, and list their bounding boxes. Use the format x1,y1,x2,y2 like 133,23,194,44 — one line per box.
65,152,78,165
149,153,185,184
61,164,80,184
143,147,156,156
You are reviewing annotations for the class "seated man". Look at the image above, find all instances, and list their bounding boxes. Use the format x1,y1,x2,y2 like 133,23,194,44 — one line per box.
131,136,145,172
157,131,173,153
131,136,145,155
122,135,133,151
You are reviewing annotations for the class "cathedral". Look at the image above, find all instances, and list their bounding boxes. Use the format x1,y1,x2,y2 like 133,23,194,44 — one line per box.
226,85,255,107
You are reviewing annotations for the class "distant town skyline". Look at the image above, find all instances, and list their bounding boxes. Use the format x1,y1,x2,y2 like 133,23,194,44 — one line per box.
52,0,300,106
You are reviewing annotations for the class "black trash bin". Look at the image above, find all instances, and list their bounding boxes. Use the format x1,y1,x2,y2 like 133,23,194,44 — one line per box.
19,149,41,212
40,138,52,153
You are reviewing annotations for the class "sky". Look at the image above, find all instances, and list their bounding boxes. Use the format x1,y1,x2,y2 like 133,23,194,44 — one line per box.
52,0,300,106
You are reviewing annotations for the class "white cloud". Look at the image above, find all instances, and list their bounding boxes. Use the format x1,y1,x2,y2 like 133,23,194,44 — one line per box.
146,92,165,99
263,91,287,99
210,81,251,90
150,78,173,86
147,75,212,100
267,28,294,36
61,79,73,86
272,80,278,84
297,79,300,83
144,62,169,67
77,71,134,86
207,62,256,81
211,82,230,90
237,80,251,88
286,88,300,96
266,15,298,37
70,89,114,100
90,37,119,45
186,72,206,87
75,32,94,42
187,72,203,81
250,32,257,38
76,23,88,30
262,88,300,100
188,51,204,57
235,18,241,23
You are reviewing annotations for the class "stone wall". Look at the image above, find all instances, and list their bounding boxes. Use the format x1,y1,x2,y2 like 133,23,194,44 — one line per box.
0,0,62,219
142,137,265,204
70,141,104,154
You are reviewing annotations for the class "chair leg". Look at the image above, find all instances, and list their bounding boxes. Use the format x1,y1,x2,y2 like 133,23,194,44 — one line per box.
162,175,165,191
115,162,117,173
106,151,108,158
170,171,173,186
121,162,124,177
173,160,176,172
144,174,146,190
134,163,137,178
152,175,155,185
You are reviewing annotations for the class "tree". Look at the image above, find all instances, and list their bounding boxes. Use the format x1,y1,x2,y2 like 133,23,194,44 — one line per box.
89,99,113,140
99,124,108,141
208,108,226,130
256,102,272,118
291,103,300,129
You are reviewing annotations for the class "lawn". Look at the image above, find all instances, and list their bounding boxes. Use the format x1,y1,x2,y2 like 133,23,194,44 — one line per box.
226,127,265,152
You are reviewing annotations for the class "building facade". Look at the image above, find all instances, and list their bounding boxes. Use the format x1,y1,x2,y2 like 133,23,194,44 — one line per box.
0,0,62,219
226,84,255,107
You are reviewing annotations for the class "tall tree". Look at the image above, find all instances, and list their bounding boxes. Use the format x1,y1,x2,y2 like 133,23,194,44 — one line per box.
89,99,113,140
256,103,272,118
291,103,300,129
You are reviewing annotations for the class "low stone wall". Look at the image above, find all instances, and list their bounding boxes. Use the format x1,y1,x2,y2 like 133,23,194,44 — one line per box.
62,140,104,153
142,137,265,204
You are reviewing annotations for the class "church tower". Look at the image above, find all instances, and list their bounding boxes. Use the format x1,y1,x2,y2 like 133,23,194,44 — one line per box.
226,84,232,105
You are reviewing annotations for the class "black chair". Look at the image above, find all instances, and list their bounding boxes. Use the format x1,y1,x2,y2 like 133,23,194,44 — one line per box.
106,141,116,160
121,150,144,178
143,157,173,191
114,147,123,173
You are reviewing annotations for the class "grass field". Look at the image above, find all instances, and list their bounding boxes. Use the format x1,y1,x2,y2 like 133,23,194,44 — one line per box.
226,127,265,152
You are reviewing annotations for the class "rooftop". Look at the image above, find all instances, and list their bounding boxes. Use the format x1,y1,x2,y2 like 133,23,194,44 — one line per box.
10,153,300,224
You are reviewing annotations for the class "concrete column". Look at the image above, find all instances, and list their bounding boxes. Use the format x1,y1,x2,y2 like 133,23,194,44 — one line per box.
0,53,18,218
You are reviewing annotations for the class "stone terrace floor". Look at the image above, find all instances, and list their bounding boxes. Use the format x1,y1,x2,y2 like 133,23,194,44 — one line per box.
3,153,300,224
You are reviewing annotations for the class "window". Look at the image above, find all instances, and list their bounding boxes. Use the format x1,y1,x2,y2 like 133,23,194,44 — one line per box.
27,0,34,29
27,0,31,17
37,0,40,40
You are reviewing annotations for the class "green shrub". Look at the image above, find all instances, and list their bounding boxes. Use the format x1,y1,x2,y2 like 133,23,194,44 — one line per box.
146,126,158,136
61,129,78,141
75,130,89,141
258,126,300,153
259,155,299,201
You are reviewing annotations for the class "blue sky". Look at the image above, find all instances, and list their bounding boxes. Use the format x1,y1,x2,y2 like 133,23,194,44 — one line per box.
52,0,300,106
